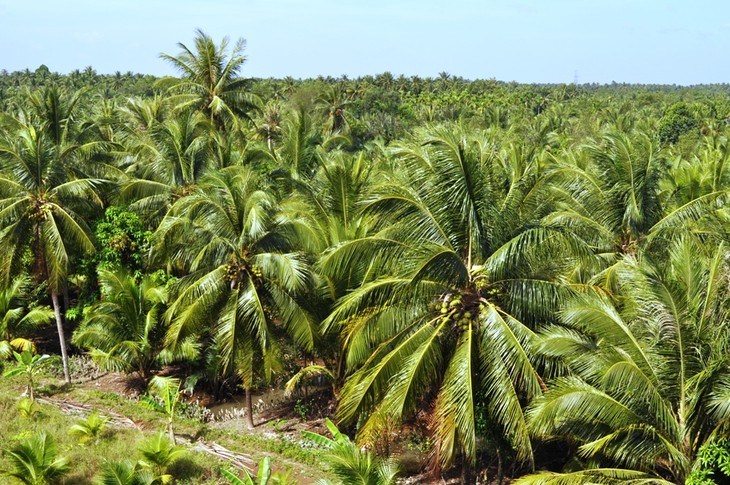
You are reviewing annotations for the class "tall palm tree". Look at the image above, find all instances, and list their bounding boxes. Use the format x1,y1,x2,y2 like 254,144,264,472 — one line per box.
270,105,323,189
121,110,212,223
157,29,261,131
297,150,381,388
154,166,318,428
317,85,353,135
0,103,103,382
324,126,578,473
520,236,730,484
255,101,284,152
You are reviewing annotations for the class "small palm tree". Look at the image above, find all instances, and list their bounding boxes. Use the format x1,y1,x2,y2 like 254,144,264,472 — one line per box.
72,269,169,379
137,432,186,479
4,350,51,401
0,275,54,359
141,376,182,444
68,411,109,444
16,397,40,419
221,457,293,485
97,460,156,485
303,418,399,485
3,432,70,485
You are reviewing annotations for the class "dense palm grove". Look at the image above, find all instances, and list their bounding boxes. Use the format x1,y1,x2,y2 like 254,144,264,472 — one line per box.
4,31,730,483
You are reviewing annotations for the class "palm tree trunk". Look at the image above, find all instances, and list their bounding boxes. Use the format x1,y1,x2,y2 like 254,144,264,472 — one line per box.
63,283,70,312
497,448,503,485
168,418,176,444
245,386,254,429
461,457,472,484
51,290,71,383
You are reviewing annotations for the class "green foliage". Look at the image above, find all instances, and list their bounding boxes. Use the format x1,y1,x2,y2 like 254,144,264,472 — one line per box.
687,441,730,485
3,432,70,485
293,399,312,421
16,397,40,419
94,206,152,272
221,457,293,484
137,432,186,478
0,275,53,359
156,165,317,428
4,350,52,401
659,102,699,144
72,269,170,378
303,418,399,485
97,460,157,485
140,376,182,444
527,237,730,483
10,30,730,483
68,411,109,444
156,29,262,130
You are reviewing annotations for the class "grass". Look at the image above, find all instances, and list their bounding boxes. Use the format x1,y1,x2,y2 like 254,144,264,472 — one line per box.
0,364,328,484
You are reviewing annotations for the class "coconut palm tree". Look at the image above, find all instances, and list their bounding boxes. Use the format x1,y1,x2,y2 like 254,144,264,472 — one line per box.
97,460,157,485
3,432,69,485
67,411,108,445
121,110,213,223
270,106,324,190
221,457,293,485
0,87,105,383
295,149,382,390
303,419,399,485
157,29,261,131
324,126,580,474
520,236,730,484
154,166,318,428
255,101,284,152
4,349,52,401
317,84,353,135
72,269,169,379
543,130,727,287
137,431,186,476
142,377,183,444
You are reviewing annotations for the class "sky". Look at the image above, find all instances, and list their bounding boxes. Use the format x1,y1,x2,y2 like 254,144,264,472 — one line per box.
1,0,729,85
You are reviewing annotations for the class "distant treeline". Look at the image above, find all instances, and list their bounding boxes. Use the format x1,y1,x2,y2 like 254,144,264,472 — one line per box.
3,66,730,144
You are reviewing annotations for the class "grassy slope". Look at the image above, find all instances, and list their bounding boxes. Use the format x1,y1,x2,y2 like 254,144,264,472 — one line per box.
0,369,326,484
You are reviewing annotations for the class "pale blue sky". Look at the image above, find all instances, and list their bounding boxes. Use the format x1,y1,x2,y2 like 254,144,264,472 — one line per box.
1,0,728,84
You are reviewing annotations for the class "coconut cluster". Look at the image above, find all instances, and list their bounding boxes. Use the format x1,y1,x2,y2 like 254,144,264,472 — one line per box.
222,263,263,287
436,293,482,332
31,200,52,221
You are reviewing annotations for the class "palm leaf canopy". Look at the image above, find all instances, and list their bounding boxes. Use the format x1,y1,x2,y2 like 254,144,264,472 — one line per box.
324,126,584,469
155,166,317,386
529,235,730,483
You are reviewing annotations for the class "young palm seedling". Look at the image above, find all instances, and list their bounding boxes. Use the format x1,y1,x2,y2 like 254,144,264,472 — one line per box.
4,349,51,401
